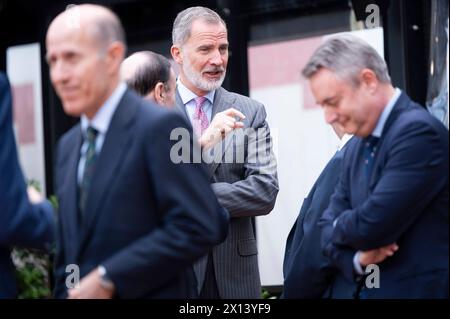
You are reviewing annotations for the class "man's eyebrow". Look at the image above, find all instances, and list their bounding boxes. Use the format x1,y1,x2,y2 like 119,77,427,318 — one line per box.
197,44,214,49
322,96,339,105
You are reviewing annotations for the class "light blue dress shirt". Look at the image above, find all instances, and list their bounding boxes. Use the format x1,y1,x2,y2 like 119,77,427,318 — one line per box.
371,88,401,138
176,78,215,125
77,82,127,184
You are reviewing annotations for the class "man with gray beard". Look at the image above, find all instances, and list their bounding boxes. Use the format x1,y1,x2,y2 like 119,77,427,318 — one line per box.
171,6,279,299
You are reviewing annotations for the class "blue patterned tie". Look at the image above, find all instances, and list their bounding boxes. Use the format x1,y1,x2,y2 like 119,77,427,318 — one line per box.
79,126,98,221
363,135,379,179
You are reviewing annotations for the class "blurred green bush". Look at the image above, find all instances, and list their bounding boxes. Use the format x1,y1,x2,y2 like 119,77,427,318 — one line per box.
11,180,55,299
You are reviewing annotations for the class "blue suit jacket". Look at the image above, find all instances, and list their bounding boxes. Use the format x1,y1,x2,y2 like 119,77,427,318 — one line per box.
53,89,228,299
0,72,55,298
283,142,355,298
320,92,449,298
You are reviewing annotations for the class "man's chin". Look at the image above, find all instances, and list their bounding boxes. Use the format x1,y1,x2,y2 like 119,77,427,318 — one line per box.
199,78,224,91
62,102,84,118
341,124,355,135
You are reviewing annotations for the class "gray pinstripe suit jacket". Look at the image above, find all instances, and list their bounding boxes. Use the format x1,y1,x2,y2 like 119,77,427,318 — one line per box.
176,86,279,298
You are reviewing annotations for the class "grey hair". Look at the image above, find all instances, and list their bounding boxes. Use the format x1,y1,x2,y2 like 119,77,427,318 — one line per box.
302,34,391,85
172,6,226,46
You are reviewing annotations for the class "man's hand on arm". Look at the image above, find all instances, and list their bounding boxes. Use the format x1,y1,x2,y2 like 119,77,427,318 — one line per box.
353,243,399,275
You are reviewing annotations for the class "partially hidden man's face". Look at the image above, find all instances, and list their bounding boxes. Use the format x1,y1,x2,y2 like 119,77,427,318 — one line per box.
162,68,177,107
145,67,177,108
46,21,115,119
177,19,229,94
309,68,376,137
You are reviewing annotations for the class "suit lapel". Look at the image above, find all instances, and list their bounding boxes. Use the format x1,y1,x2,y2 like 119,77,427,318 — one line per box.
368,92,410,189
77,90,138,255
207,87,238,176
60,126,83,262
175,89,189,119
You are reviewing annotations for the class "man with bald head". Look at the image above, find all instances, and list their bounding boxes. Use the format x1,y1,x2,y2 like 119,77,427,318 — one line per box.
121,51,176,107
46,4,228,299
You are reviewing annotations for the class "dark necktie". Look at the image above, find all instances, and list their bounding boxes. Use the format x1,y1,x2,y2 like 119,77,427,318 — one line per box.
79,126,98,221
363,135,379,179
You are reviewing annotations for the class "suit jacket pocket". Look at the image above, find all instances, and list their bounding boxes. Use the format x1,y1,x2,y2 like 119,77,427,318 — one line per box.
238,238,258,256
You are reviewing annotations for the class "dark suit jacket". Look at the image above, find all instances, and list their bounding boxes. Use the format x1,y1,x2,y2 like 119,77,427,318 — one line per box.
282,142,352,298
53,89,228,299
320,92,449,298
0,72,55,298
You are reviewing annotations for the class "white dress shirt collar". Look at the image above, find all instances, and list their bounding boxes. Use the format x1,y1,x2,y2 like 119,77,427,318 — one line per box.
177,78,215,105
80,82,127,136
338,133,353,151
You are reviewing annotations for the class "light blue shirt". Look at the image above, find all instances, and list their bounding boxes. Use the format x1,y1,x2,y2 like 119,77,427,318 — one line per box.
371,88,401,138
77,82,127,184
176,78,215,124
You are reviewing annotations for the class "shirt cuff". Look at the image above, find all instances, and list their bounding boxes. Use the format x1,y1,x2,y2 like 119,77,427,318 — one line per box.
353,251,365,276
98,265,115,290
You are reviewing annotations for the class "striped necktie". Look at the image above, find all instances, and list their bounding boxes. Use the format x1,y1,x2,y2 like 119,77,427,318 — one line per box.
79,126,98,221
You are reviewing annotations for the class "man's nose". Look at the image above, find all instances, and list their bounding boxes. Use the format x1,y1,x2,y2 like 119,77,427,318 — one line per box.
50,61,70,84
324,108,338,124
209,50,223,66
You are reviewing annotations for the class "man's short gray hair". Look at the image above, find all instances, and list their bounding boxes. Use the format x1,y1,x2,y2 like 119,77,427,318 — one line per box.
172,6,226,46
302,34,391,86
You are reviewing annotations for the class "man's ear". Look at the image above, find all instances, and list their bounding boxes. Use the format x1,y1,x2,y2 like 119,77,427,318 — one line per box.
106,41,125,75
154,82,165,104
170,45,183,64
360,68,378,92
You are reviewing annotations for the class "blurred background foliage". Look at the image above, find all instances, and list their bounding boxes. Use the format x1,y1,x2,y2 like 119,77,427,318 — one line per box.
11,180,54,299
